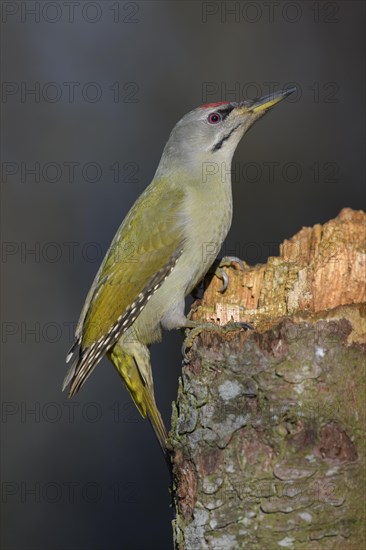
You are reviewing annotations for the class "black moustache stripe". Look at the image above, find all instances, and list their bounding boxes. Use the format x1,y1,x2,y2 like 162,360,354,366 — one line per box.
212,123,241,152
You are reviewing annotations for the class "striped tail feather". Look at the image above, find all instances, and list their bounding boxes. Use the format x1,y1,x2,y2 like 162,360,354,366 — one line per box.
143,386,168,453
108,342,168,454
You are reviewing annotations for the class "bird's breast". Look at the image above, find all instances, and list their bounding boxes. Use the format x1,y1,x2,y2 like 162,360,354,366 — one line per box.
130,179,233,343
181,179,233,288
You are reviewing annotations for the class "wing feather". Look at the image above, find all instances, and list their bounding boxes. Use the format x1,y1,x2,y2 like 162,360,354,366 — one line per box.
64,247,184,396
63,179,186,395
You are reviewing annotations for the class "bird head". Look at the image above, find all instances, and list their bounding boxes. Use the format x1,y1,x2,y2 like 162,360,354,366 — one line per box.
156,87,296,178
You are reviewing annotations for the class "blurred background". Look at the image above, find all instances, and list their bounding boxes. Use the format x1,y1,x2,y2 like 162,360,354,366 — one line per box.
1,1,365,549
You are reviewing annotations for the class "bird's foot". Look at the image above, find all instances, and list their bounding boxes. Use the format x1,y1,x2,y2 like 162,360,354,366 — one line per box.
212,256,245,293
182,319,254,360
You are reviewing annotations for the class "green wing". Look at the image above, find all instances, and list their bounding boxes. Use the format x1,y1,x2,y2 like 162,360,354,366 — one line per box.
64,179,186,395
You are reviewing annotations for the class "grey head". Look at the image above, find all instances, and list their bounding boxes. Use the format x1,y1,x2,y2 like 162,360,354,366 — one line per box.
156,87,296,177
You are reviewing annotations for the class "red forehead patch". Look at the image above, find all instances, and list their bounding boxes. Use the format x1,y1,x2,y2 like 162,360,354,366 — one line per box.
199,102,230,109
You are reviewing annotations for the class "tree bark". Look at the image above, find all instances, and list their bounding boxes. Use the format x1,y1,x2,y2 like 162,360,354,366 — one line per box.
170,208,366,550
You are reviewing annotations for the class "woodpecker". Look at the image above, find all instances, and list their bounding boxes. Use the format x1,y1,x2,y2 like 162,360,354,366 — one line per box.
63,88,296,452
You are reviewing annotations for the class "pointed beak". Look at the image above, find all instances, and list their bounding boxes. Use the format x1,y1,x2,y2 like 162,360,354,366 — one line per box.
251,87,297,113
235,87,297,115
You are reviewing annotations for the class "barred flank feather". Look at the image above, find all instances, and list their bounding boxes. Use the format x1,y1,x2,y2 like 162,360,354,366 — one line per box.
63,249,183,397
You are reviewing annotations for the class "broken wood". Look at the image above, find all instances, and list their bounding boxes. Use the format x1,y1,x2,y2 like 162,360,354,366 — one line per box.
170,208,366,549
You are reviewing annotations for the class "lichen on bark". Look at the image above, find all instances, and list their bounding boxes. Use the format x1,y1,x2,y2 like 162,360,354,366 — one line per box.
170,209,366,549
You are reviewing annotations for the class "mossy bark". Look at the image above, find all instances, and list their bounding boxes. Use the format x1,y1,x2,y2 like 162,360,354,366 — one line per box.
170,209,366,550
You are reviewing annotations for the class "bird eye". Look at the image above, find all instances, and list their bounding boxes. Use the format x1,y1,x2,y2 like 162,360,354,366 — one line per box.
207,112,222,124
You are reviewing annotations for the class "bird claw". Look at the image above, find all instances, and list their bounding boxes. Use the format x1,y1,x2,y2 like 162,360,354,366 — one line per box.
224,321,254,331
216,268,229,293
181,321,219,360
182,319,254,360
212,256,245,293
218,256,245,271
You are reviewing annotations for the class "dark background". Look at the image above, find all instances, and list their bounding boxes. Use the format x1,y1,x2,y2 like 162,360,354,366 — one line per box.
1,1,365,549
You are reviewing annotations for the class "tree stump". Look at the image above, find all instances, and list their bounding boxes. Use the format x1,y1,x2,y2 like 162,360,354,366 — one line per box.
170,208,366,550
